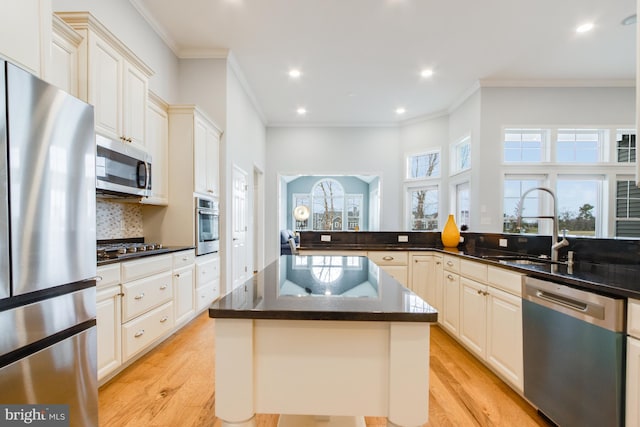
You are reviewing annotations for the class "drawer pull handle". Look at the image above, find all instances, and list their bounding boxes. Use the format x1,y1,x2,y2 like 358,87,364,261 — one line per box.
447,274,454,280
447,261,454,266
175,273,180,278
160,316,169,323
134,293,145,300
134,329,145,338
160,285,168,290
95,275,103,282
382,256,394,261
182,256,188,261
436,261,441,265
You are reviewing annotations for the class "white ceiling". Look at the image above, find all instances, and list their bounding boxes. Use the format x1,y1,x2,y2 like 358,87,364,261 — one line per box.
131,0,636,126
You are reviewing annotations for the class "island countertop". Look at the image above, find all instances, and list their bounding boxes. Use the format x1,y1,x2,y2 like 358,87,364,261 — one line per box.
209,255,437,322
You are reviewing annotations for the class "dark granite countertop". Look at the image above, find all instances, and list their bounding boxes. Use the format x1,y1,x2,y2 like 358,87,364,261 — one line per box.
97,246,195,266
300,244,640,299
208,255,438,322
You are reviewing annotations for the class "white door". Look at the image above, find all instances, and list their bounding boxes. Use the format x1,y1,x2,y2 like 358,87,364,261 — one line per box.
232,166,248,290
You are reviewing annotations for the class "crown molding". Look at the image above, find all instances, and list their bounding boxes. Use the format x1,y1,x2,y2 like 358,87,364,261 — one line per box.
227,51,267,125
178,48,229,59
447,81,481,114
479,78,635,88
129,0,180,56
267,121,400,128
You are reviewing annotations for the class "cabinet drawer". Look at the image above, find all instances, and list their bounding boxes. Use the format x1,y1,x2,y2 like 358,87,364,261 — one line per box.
122,302,174,361
196,284,216,312
443,255,460,272
196,256,219,286
368,251,408,266
97,264,121,289
629,299,640,339
173,250,195,269
460,259,488,282
121,254,172,282
122,271,173,322
488,266,523,297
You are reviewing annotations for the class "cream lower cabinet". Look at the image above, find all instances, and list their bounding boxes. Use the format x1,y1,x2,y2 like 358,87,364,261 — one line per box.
121,254,174,362
442,255,461,333
196,253,221,312
367,251,408,286
173,250,196,326
627,298,640,427
96,264,122,382
454,260,524,392
408,252,443,312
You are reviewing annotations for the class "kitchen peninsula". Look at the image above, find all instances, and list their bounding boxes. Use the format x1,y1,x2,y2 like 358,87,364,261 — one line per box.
209,255,437,427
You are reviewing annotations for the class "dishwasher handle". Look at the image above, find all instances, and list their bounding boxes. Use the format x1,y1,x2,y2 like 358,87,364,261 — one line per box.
523,276,625,332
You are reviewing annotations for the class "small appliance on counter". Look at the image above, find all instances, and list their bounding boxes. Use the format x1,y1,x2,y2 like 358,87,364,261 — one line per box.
0,60,98,426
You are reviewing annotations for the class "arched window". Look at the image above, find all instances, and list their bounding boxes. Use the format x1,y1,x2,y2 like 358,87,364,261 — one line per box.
312,179,345,231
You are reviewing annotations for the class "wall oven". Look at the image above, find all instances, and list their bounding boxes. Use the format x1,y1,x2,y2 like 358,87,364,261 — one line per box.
96,134,152,197
196,196,219,255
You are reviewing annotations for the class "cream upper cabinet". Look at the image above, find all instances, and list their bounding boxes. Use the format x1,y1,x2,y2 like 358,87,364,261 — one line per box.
50,15,82,96
57,12,152,150
0,0,51,78
141,92,169,206
194,113,221,196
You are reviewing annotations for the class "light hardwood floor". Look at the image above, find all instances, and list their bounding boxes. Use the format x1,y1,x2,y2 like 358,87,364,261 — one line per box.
99,313,550,427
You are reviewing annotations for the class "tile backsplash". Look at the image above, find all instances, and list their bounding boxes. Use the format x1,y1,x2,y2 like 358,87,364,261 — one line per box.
96,200,143,240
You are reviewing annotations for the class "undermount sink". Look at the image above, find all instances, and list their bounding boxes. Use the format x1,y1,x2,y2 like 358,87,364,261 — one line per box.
481,255,556,266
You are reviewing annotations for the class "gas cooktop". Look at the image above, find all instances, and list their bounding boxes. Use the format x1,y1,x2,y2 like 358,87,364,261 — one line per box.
97,239,168,261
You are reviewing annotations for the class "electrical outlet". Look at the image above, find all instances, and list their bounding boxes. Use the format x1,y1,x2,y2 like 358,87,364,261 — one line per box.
321,235,331,242
499,238,508,247
398,235,408,243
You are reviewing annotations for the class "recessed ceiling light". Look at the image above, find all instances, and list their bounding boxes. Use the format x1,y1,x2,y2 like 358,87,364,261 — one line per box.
420,69,434,78
289,69,302,78
296,107,307,115
395,107,406,115
576,22,594,33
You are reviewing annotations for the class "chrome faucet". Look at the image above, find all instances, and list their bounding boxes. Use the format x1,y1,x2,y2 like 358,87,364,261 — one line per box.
517,187,569,262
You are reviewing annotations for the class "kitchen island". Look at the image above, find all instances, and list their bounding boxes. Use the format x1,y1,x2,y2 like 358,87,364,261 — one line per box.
209,255,437,427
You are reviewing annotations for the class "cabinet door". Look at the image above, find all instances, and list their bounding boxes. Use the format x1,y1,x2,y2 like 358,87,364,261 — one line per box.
122,61,147,149
194,117,208,194
143,99,169,204
96,285,122,381
442,271,460,334
206,126,220,196
0,0,47,76
409,254,433,302
88,32,121,140
487,286,523,392
173,265,195,326
459,277,487,358
627,337,640,427
50,23,79,96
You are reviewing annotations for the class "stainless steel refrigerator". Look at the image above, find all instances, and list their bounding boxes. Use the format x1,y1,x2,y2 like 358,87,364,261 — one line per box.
0,61,98,426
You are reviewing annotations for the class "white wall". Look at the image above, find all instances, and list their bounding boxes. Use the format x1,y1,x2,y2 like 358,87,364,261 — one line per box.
265,126,401,263
476,86,636,232
52,0,179,102
177,58,227,126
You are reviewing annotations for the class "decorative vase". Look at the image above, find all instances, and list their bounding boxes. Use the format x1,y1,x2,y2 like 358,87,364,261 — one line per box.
441,214,460,247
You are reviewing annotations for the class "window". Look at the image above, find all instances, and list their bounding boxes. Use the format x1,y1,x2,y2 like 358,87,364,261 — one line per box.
452,137,471,173
311,256,343,283
409,185,438,230
312,179,344,230
556,129,604,162
455,182,470,228
407,150,440,179
616,130,636,163
503,176,545,233
295,179,364,231
556,177,601,237
504,129,546,162
345,195,363,231
615,179,640,237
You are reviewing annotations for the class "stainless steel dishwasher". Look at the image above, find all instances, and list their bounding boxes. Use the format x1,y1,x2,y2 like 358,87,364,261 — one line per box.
522,276,626,427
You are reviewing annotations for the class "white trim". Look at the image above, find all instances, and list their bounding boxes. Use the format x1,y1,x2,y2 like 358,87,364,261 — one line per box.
447,81,481,114
479,79,635,88
227,52,268,125
129,0,180,56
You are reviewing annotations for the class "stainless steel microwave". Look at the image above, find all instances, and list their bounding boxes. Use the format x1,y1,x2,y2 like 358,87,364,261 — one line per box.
95,134,151,197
